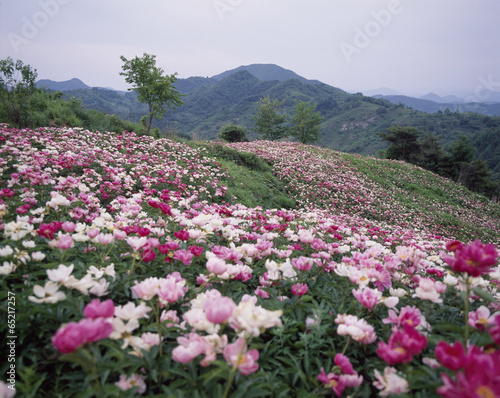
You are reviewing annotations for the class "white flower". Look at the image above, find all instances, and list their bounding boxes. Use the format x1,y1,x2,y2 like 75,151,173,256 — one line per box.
229,295,282,337
389,287,407,297
66,274,95,295
373,367,409,396
3,220,33,240
0,246,13,256
87,264,116,280
47,264,74,284
382,296,399,308
31,251,46,261
89,278,110,296
47,192,70,208
22,240,36,248
443,274,458,286
110,318,141,349
0,261,15,275
28,281,66,303
114,302,152,321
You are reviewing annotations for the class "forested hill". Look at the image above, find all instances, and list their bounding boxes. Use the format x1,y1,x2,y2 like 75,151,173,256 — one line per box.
55,65,500,181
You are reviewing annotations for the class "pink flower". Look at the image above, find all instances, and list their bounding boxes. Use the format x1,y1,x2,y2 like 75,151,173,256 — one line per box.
158,241,179,254
87,229,99,239
157,275,187,304
127,236,148,252
206,256,228,275
172,333,206,363
254,286,270,299
435,341,465,371
318,369,344,396
52,318,113,354
84,299,115,319
468,306,498,331
334,353,356,375
444,240,498,277
223,338,259,375
113,229,127,240
174,230,190,241
56,234,73,250
489,314,500,345
205,296,236,324
131,277,161,300
115,373,147,394
291,283,308,296
352,286,382,310
173,249,194,266
97,233,114,245
189,245,204,257
292,256,313,271
412,278,444,304
335,314,377,344
436,345,500,397
383,306,422,329
376,325,427,365
62,221,77,233
141,249,156,263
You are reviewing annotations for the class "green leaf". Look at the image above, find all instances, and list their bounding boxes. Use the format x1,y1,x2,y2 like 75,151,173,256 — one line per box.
472,286,498,303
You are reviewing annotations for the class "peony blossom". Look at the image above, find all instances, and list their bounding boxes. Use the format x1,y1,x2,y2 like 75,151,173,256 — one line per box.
373,367,409,396
223,338,259,375
84,299,115,319
28,281,66,304
376,324,427,365
52,318,113,354
115,373,147,394
335,314,377,344
172,333,206,363
443,240,498,277
352,286,382,310
291,283,308,296
205,296,236,324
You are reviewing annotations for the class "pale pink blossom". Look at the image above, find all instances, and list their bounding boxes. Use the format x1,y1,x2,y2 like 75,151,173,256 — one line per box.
223,338,259,375
373,367,409,396
115,373,147,394
172,333,206,363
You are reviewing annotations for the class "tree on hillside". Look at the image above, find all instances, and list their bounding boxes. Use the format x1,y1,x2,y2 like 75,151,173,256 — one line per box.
0,57,38,127
377,125,422,163
120,53,183,135
218,123,248,142
254,96,288,141
449,134,475,165
289,101,323,144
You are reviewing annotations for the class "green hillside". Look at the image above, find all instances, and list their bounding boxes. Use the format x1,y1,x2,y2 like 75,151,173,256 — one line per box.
58,67,500,181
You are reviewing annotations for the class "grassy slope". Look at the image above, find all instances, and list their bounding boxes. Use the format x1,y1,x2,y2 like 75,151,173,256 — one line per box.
217,140,500,244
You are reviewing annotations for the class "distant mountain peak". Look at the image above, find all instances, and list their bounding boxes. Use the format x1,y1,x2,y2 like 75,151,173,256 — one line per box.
363,87,403,97
212,64,321,85
36,78,91,91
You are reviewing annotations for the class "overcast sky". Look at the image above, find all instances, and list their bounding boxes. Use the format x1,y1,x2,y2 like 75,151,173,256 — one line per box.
1,0,499,97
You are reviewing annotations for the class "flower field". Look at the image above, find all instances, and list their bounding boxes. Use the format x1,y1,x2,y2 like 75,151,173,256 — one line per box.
0,127,499,398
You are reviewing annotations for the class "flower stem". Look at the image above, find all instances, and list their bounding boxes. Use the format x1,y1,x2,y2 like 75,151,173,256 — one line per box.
222,339,246,398
464,280,470,345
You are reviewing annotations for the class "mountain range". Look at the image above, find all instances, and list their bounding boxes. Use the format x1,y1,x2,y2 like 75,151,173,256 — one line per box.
35,63,500,180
